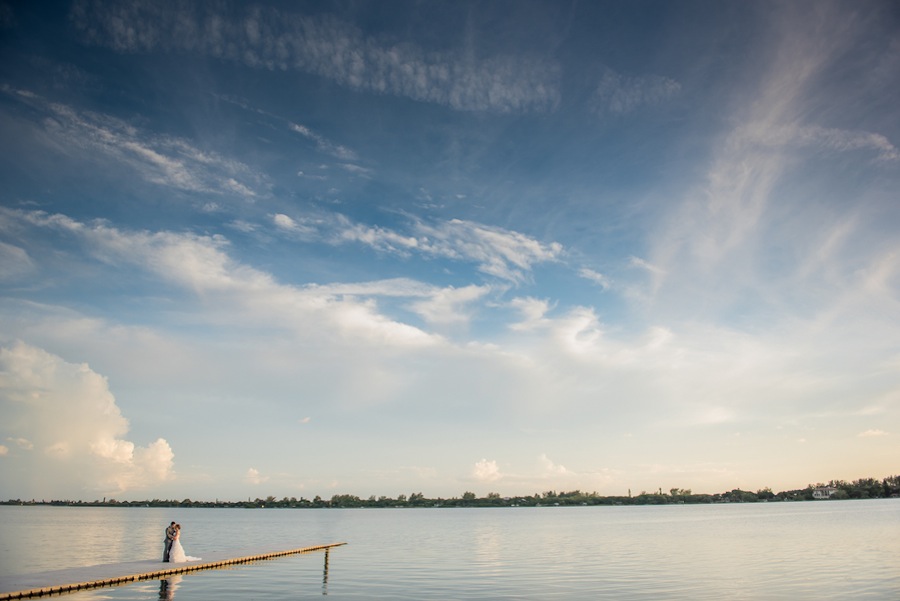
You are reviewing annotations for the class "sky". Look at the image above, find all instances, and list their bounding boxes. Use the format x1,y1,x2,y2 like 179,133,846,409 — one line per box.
0,0,898,502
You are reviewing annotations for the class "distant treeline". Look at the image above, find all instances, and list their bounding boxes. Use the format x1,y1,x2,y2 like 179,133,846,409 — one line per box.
5,475,899,508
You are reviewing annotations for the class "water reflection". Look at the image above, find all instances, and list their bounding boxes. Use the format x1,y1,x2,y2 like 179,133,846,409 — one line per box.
322,548,330,595
157,574,182,600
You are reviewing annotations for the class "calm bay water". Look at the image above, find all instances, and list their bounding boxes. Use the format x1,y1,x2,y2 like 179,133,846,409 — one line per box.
1,500,899,599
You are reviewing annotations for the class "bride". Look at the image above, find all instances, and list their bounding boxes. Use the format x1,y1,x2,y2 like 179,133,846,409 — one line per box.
169,524,201,563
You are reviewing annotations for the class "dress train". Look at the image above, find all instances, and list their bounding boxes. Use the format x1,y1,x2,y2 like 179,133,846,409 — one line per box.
170,538,201,562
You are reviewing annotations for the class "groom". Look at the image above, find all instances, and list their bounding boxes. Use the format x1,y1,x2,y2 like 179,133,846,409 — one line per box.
163,521,177,562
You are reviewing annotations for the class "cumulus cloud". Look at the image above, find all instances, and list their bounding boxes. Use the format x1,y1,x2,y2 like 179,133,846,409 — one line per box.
537,453,571,476
245,467,269,485
70,0,561,113
0,341,174,496
473,458,502,482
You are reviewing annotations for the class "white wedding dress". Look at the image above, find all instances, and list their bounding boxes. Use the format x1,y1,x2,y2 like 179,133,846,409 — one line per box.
170,536,201,562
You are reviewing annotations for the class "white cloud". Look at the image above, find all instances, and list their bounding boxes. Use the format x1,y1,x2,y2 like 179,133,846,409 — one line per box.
228,220,258,234
537,454,571,476
858,429,887,438
0,341,174,496
3,88,266,199
638,6,900,332
508,297,551,331
339,163,373,177
7,437,34,450
272,213,295,230
592,68,681,115
0,445,7,456
628,256,663,276
223,178,257,197
473,458,502,482
6,208,440,350
408,285,491,326
578,267,611,290
272,213,315,236
70,1,561,113
245,467,269,485
230,211,563,286
738,123,900,163
331,216,565,284
0,241,34,280
414,219,563,284
304,278,432,298
336,217,421,254
289,122,358,160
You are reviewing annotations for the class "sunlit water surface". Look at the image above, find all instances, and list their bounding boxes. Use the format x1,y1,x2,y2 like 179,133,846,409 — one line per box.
1,501,899,599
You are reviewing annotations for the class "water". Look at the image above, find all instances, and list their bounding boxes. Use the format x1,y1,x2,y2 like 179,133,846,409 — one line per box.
1,500,899,599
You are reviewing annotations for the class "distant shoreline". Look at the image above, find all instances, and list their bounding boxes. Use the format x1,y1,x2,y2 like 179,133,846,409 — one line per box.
4,475,898,508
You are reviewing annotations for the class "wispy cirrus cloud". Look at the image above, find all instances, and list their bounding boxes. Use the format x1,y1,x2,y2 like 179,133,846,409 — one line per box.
325,215,563,284
414,219,563,284
70,0,561,113
214,95,363,170
0,240,35,280
3,87,266,198
578,267,611,290
645,2,900,325
334,216,422,254
289,122,358,161
738,123,900,163
591,67,681,115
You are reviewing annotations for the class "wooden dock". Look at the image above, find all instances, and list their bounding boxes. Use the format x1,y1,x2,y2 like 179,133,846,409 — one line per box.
0,542,346,600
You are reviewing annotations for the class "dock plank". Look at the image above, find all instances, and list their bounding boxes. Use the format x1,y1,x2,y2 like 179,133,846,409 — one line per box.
0,543,346,600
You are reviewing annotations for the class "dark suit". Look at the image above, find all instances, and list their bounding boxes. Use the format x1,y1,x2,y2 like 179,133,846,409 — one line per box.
163,524,177,562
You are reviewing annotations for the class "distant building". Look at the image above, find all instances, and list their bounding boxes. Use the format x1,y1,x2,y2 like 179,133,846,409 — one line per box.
812,486,839,499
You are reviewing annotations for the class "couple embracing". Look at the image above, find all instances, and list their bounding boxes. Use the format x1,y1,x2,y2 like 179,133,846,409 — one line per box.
163,521,201,563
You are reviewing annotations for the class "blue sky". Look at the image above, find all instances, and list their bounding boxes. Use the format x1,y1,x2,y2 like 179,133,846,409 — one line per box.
1,0,898,501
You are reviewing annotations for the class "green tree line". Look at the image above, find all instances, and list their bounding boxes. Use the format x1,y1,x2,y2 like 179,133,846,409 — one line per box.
5,475,898,508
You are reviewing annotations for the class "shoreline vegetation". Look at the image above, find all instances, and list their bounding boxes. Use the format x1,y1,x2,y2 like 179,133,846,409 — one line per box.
4,475,898,509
